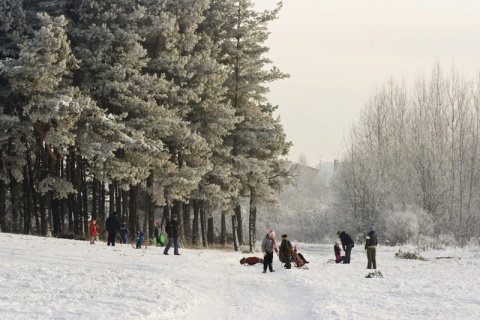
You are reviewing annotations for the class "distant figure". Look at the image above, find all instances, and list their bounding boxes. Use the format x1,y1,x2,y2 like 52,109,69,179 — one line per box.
105,211,120,246
292,243,309,264
119,222,128,244
365,226,378,269
135,231,144,249
89,219,97,245
334,242,345,263
261,229,278,273
154,221,164,246
279,234,293,269
163,214,180,255
337,231,355,264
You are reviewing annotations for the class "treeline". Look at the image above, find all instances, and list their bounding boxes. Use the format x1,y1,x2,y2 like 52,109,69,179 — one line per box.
331,63,480,245
0,0,292,251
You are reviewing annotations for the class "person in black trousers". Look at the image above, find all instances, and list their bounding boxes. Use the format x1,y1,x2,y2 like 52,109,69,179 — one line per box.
337,230,355,264
105,211,120,246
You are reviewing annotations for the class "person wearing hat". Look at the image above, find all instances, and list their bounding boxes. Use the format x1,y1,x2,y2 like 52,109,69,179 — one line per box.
163,214,180,255
337,230,355,264
365,225,378,269
279,234,293,269
261,229,278,273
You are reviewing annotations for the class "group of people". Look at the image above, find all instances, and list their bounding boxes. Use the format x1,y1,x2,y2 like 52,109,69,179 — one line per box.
261,225,378,273
261,230,310,273
87,212,179,255
335,226,378,269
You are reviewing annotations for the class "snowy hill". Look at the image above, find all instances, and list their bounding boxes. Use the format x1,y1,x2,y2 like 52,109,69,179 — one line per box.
1,233,480,319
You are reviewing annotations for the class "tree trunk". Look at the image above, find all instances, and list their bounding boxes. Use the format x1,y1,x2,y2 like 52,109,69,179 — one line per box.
207,214,214,244
200,202,207,248
192,200,200,246
235,204,243,246
23,164,32,234
232,215,239,251
182,202,192,246
220,211,226,246
249,192,257,253
129,185,139,239
146,172,155,238
0,179,6,232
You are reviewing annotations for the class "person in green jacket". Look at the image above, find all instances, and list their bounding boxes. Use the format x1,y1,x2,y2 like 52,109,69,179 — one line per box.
365,225,378,269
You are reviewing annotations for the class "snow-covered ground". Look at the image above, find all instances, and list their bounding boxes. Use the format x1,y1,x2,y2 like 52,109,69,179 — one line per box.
1,233,480,320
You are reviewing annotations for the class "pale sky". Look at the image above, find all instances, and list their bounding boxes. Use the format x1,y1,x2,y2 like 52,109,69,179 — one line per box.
254,0,480,166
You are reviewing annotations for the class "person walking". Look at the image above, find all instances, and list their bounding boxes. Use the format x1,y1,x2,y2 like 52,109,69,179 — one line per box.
163,214,180,255
261,229,278,273
105,211,120,246
337,230,355,264
365,226,378,269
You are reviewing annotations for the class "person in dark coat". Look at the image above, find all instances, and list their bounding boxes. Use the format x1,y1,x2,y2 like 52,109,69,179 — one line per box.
163,214,180,255
365,226,378,269
105,211,120,246
337,230,355,264
279,234,293,269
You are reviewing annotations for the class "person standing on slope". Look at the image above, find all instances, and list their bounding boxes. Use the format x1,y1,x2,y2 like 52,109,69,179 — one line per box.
279,234,293,269
89,219,97,245
105,211,120,246
119,221,128,244
337,230,355,264
365,226,378,269
261,229,278,273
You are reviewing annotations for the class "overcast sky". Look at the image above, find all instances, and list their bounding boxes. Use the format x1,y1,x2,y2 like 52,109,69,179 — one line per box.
253,0,480,166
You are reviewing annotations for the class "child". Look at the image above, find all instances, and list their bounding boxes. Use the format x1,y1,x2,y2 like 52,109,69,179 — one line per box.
292,243,309,264
261,229,278,273
135,231,144,249
154,221,164,246
334,242,345,264
89,219,97,244
119,222,128,244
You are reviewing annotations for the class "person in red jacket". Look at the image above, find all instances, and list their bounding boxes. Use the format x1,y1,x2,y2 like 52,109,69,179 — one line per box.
89,219,97,244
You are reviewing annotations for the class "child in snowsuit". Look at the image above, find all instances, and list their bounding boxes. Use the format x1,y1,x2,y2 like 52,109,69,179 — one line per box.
334,242,345,263
365,226,378,269
292,243,309,264
279,234,293,269
89,220,97,244
135,231,144,249
261,229,278,273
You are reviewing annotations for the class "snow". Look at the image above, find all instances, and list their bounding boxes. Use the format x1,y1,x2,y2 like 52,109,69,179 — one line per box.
1,233,480,320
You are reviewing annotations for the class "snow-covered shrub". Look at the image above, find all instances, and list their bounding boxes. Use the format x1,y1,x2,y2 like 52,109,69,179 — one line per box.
465,237,480,252
435,233,458,249
385,211,419,245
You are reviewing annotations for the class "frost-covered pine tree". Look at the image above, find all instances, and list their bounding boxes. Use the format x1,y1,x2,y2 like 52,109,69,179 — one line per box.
199,0,291,250
2,13,83,235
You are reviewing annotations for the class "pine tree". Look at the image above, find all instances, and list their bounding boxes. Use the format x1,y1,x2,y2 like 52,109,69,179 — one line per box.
199,0,291,250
